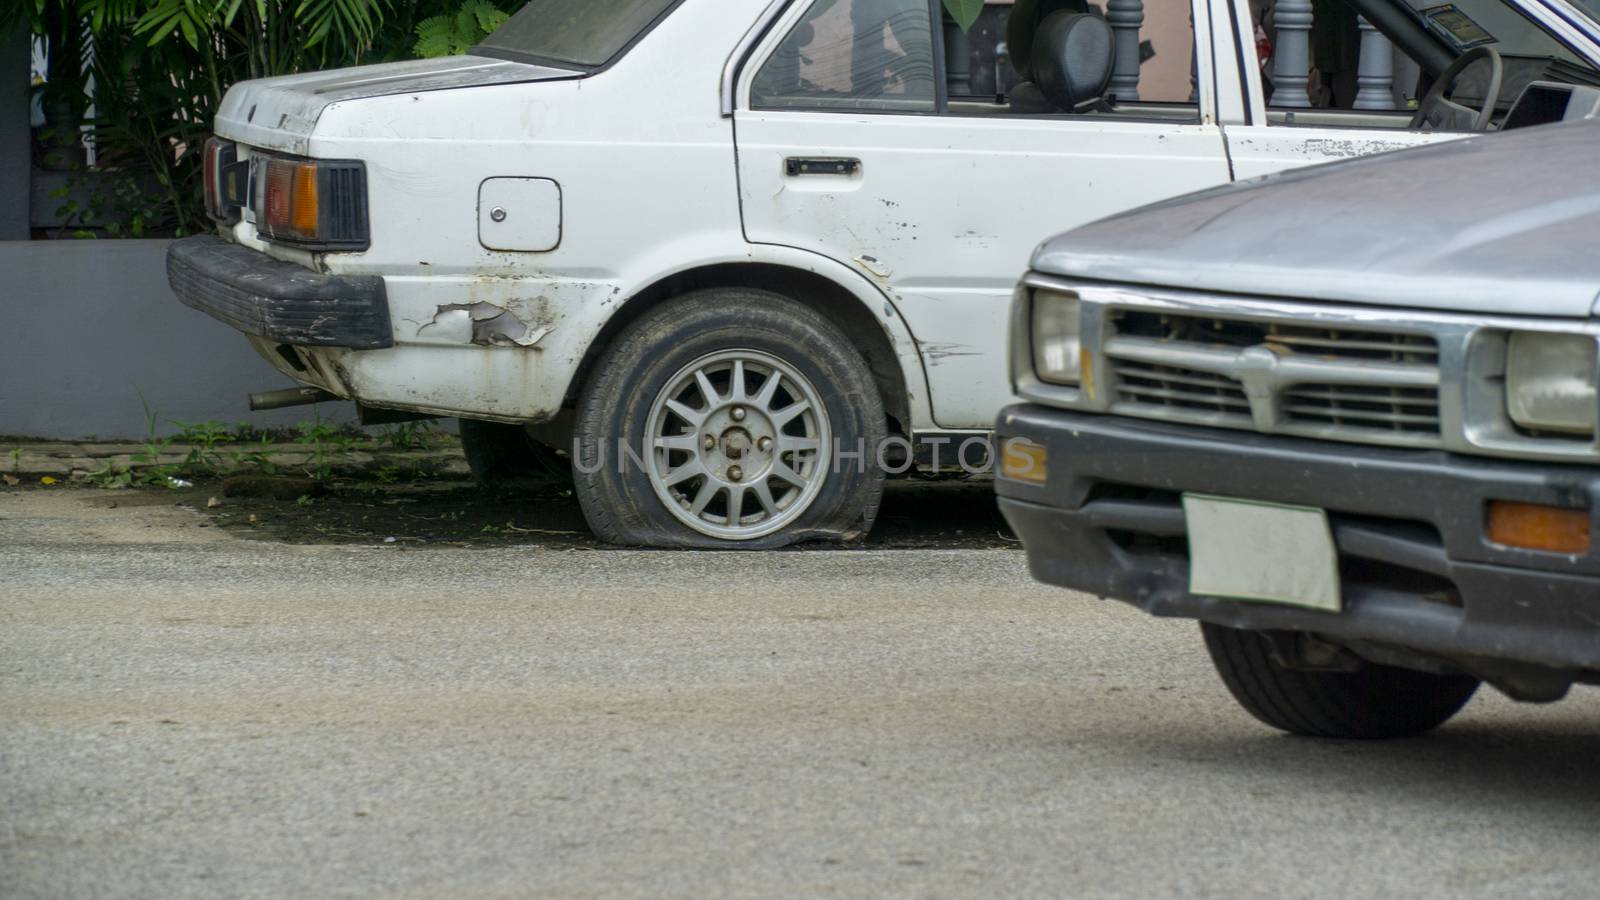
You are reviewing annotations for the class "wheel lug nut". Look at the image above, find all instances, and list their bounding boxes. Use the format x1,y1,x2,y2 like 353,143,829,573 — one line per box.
703,434,717,452
731,406,746,422
757,437,773,452
727,465,743,482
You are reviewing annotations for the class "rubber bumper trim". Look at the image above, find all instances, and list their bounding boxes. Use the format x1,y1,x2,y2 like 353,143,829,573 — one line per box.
167,234,392,350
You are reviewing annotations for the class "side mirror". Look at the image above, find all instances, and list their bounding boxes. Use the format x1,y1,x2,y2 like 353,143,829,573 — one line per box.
1032,12,1114,111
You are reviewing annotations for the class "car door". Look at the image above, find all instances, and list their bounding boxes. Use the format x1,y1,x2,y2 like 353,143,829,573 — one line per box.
733,0,1234,430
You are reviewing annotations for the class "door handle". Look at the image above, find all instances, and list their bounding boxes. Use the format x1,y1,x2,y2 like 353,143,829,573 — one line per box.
785,157,861,177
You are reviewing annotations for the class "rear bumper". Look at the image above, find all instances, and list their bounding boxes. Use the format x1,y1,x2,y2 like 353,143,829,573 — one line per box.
167,234,392,349
994,406,1600,675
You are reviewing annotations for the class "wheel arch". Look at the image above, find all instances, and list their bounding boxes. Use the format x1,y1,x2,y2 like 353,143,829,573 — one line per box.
565,259,924,436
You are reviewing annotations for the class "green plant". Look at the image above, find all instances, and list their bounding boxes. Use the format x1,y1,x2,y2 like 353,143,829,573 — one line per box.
173,419,236,474
86,462,135,489
47,171,172,239
414,0,509,57
377,421,432,451
297,412,365,480
230,422,269,442
4,0,404,237
229,448,280,475
296,493,317,507
130,397,178,482
125,0,389,81
942,0,982,31
7,448,20,472
1,0,538,237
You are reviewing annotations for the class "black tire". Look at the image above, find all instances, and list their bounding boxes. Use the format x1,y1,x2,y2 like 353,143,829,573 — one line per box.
1200,623,1480,739
458,419,569,490
573,288,886,549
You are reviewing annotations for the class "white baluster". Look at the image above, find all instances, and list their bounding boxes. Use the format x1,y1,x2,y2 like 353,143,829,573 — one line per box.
1106,0,1143,102
1353,16,1396,110
1271,0,1314,109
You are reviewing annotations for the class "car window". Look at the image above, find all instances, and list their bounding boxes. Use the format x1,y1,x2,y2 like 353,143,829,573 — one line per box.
941,3,1199,122
751,0,938,113
476,0,681,69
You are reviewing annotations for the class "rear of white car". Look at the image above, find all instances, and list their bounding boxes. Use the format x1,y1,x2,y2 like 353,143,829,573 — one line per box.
170,0,1600,547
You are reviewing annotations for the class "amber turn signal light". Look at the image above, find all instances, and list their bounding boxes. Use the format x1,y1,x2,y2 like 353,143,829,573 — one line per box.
1486,501,1591,555
999,437,1048,485
291,162,320,236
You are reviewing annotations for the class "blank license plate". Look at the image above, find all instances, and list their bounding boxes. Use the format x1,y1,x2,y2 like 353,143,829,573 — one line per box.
1183,494,1341,613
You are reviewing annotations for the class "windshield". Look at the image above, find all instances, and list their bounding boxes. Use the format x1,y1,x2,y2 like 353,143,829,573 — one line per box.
475,0,682,69
1401,0,1588,60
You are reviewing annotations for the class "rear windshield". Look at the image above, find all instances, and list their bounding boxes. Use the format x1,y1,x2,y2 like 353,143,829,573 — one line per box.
475,0,682,69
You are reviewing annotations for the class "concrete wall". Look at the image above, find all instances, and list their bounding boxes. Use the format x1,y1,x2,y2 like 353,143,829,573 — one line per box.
0,239,357,439
2,26,29,241
1141,2,1197,105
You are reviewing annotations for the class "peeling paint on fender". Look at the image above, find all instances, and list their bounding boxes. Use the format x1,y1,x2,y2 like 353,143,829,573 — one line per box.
854,254,892,280
429,301,553,348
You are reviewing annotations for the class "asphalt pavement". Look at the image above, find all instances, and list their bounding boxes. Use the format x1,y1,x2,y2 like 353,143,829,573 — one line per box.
2,488,1597,898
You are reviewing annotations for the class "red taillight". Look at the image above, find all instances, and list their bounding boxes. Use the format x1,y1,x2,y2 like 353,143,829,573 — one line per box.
263,158,295,230
203,137,221,215
203,137,241,224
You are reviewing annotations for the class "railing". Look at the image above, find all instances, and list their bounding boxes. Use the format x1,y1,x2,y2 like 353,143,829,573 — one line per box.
1102,0,1399,111
1106,0,1145,102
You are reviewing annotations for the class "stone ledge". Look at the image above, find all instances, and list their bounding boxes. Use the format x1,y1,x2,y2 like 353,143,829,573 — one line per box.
2,440,470,482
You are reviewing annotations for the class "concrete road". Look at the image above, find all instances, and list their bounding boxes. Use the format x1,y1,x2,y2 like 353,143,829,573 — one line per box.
2,489,1597,899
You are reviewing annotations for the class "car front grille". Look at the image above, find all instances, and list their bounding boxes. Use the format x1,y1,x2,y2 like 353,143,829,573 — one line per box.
1110,359,1252,424
1103,310,1443,448
1281,384,1441,435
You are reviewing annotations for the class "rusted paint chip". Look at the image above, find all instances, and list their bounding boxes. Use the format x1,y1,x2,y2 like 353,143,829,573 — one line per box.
436,301,553,348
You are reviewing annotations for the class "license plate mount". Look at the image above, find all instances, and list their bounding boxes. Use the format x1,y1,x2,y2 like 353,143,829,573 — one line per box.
1182,493,1341,613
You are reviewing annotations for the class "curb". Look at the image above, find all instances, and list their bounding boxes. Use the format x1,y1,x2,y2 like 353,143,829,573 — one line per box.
2,439,471,482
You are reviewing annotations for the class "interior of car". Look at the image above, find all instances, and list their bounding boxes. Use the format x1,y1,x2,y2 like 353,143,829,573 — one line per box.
750,0,1600,132
1243,0,1600,131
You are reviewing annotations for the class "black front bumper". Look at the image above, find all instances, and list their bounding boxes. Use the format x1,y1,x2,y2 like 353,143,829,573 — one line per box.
995,406,1600,675
167,234,392,349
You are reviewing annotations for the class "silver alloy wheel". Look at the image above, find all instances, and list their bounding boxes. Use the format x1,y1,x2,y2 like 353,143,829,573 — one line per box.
644,349,832,540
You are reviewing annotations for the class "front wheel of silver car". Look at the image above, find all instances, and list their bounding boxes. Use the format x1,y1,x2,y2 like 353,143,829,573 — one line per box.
573,288,886,548
1201,623,1480,739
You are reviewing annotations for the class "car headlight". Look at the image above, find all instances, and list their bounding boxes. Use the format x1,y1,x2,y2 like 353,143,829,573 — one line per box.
1031,290,1082,385
1506,332,1598,437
